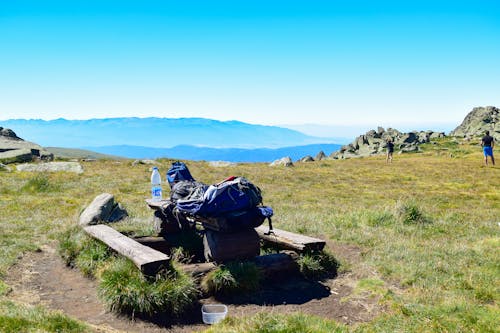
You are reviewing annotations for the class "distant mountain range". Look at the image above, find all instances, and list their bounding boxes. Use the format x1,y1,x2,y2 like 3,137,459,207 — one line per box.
0,117,342,162
82,144,342,162
0,118,339,149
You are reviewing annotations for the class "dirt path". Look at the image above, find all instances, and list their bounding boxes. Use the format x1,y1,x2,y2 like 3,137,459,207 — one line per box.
5,242,384,332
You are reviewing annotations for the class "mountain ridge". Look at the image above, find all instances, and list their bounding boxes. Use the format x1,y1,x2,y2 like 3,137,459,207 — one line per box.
0,117,339,149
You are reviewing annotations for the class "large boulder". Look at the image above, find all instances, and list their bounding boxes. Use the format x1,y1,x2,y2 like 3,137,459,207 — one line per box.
0,148,34,164
16,161,84,174
79,193,128,226
269,156,294,167
0,127,54,164
315,151,326,161
450,106,499,140
298,155,315,163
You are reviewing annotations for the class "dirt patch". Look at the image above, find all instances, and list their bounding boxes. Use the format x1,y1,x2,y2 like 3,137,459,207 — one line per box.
5,242,384,332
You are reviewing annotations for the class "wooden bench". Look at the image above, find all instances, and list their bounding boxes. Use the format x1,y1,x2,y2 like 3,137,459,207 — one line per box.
83,224,170,275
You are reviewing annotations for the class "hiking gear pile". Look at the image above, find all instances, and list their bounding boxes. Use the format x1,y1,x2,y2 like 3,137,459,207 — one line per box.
162,162,273,233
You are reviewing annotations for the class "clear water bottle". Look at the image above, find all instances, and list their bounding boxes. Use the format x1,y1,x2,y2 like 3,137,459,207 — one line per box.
151,167,162,201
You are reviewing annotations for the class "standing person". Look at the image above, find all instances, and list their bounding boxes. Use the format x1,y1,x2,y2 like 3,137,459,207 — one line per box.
481,130,495,166
386,138,394,163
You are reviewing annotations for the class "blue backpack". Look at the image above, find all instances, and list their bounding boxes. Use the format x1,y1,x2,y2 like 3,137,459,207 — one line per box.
175,176,262,216
166,162,195,188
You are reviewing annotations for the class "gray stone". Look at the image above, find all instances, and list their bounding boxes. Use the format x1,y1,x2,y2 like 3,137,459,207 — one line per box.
208,161,237,167
16,162,84,174
0,163,12,172
0,148,34,164
79,193,116,226
315,151,326,161
269,156,294,167
450,106,499,140
132,159,157,166
0,127,54,163
298,155,315,162
430,131,445,139
108,203,128,222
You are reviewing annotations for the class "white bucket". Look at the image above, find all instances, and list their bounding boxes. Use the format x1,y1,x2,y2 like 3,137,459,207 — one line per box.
201,304,228,324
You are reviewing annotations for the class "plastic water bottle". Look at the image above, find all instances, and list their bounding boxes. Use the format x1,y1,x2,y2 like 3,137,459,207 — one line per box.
151,167,162,201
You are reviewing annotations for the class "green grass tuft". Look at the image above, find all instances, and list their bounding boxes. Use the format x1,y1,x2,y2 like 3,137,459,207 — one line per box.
202,261,261,296
0,300,88,333
297,251,339,280
98,258,198,317
394,198,430,224
21,173,60,193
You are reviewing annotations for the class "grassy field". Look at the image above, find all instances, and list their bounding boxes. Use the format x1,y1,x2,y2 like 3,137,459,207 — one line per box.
0,138,499,332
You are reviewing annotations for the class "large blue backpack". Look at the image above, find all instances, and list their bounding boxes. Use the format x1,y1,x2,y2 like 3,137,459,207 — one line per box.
175,176,262,216
166,161,195,188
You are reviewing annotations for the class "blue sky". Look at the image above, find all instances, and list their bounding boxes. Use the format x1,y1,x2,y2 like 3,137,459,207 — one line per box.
1,1,499,136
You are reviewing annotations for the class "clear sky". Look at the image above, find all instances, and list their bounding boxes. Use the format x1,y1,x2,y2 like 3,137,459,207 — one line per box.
1,1,499,135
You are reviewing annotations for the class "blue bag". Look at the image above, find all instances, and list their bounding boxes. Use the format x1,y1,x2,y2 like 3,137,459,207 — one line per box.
166,161,195,188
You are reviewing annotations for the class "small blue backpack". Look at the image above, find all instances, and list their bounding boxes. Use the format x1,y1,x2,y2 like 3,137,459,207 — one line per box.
166,161,195,188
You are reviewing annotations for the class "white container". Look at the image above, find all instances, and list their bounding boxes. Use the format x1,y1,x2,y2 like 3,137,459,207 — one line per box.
201,304,228,324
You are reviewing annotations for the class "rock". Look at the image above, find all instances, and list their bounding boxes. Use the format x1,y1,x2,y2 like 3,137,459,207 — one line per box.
108,203,128,222
450,106,499,140
331,126,443,159
0,163,12,172
79,193,128,225
0,148,34,164
132,159,157,166
0,127,21,139
315,151,326,161
269,156,294,167
298,155,315,163
16,162,84,174
430,132,445,139
0,127,54,164
208,161,237,167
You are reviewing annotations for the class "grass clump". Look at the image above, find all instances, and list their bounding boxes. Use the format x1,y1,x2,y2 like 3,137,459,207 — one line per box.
0,299,88,333
98,258,198,317
394,198,430,224
21,173,59,193
58,227,114,276
202,311,348,333
202,261,261,296
297,251,339,280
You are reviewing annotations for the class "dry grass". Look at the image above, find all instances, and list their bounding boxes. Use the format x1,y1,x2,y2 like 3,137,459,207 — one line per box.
0,139,499,332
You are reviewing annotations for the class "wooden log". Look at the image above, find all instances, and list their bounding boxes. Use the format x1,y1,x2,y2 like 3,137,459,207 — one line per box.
255,226,326,253
254,252,299,279
83,225,170,275
180,252,299,280
145,199,171,210
133,236,171,254
203,229,260,263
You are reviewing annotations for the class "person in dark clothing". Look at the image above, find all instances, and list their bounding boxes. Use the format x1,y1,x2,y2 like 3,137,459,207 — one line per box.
386,138,394,163
481,130,495,166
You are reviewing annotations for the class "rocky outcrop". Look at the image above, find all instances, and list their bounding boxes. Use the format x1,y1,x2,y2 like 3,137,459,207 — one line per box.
298,155,315,163
79,193,128,226
315,151,326,161
0,127,54,164
16,161,84,174
330,127,445,160
269,156,294,167
450,106,499,140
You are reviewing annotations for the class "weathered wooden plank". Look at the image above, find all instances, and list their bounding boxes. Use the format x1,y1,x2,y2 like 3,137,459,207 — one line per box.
145,199,171,210
133,236,172,254
181,252,299,280
255,226,326,252
84,225,170,275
